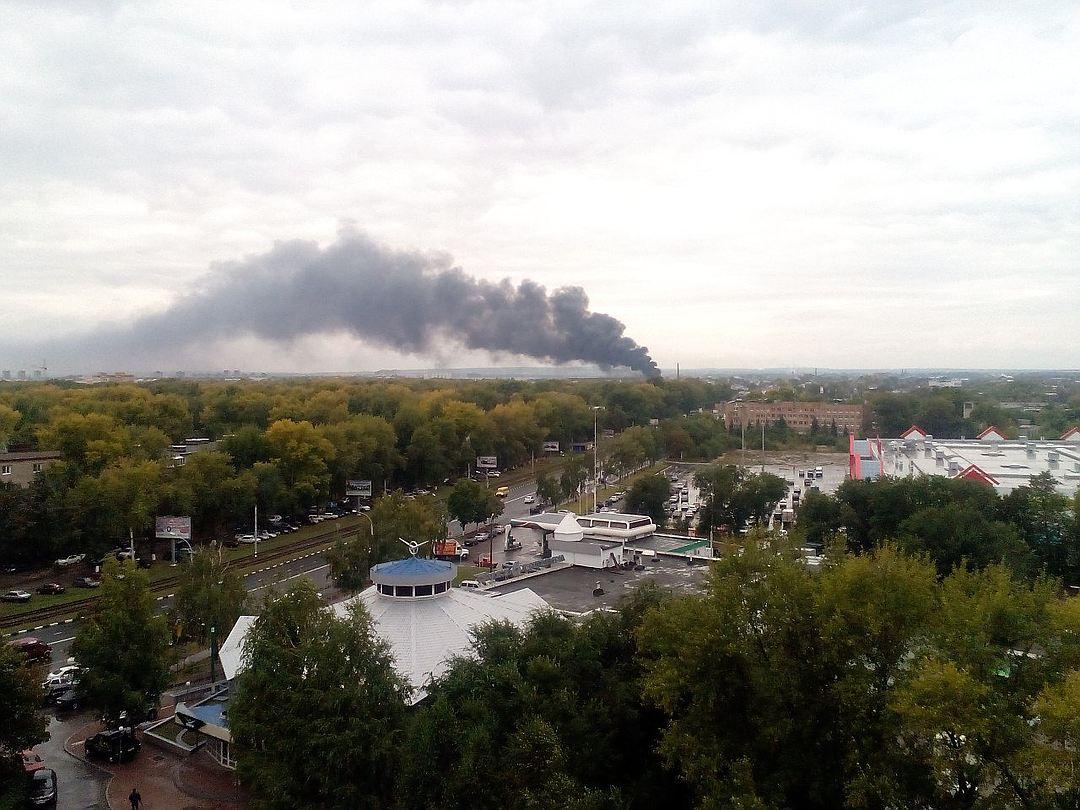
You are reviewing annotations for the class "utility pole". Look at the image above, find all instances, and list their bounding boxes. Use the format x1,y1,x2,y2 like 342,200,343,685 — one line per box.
254,503,258,560
592,406,604,514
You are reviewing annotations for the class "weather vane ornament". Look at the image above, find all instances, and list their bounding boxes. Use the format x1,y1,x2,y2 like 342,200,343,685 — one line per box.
400,538,428,557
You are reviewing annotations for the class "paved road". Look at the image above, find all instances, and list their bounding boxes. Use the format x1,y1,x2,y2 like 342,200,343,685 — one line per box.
27,548,336,669
36,712,109,809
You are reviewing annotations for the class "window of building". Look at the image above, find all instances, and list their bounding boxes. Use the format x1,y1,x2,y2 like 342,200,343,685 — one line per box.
414,583,433,597
0,465,10,475
394,585,414,597
32,463,42,473
434,581,448,594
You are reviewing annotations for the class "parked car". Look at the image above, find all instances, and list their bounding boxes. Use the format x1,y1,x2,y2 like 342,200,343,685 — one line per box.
472,531,490,544
2,590,32,603
53,688,81,712
54,554,86,567
460,580,481,589
21,749,45,774
28,767,57,807
37,583,65,595
73,576,101,588
235,535,257,544
9,637,50,664
85,729,140,764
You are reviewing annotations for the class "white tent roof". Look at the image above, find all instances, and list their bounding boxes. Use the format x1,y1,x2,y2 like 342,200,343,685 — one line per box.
218,586,550,704
553,512,583,542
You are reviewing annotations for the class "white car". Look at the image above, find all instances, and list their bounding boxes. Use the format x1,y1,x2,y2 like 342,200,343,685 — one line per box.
55,554,86,567
523,494,535,504
236,534,257,544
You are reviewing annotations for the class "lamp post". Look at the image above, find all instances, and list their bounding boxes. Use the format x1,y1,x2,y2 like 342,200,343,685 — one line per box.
592,406,604,514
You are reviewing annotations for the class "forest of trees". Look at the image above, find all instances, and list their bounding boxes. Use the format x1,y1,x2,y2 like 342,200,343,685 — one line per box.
230,536,1080,810
0,378,733,567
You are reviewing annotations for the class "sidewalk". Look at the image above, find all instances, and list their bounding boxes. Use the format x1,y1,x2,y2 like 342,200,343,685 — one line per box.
66,718,247,809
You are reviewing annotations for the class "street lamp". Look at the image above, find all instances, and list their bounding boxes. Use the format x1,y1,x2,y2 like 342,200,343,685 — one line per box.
592,406,604,514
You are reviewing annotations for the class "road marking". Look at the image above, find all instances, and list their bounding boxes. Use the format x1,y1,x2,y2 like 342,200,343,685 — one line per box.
250,564,330,592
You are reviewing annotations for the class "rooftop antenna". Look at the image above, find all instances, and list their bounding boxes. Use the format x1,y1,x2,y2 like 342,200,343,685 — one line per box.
399,538,428,557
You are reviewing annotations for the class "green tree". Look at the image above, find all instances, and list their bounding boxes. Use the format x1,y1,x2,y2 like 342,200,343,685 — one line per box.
171,547,248,644
264,419,334,508
230,582,409,810
71,559,170,718
624,472,671,525
446,477,499,531
0,642,48,777
535,472,563,509
0,403,19,449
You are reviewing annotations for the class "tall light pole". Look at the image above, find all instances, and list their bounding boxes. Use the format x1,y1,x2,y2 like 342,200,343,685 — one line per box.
592,406,604,514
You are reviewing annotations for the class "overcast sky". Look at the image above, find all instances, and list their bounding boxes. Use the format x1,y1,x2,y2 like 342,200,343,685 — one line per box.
1,1,1078,374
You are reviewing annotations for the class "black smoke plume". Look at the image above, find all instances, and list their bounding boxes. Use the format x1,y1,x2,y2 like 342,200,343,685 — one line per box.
27,230,661,377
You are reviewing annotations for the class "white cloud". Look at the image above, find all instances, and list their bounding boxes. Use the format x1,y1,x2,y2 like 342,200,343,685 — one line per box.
0,0,1077,372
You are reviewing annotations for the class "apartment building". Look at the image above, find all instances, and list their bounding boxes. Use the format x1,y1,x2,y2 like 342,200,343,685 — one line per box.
0,450,62,487
722,401,864,435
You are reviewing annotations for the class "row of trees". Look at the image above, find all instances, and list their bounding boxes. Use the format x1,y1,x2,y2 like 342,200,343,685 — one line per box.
229,539,1080,809
798,472,1080,582
0,379,732,568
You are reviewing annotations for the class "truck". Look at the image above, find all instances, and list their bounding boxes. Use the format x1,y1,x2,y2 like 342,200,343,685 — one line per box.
432,540,469,561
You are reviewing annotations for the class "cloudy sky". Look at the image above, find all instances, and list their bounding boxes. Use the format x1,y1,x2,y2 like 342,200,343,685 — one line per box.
1,1,1078,374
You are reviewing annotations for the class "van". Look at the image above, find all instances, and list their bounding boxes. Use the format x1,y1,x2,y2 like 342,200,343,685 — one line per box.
460,580,481,589
495,486,509,498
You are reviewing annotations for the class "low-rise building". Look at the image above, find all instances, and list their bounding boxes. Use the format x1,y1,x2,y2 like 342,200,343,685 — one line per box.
850,424,1080,497
0,450,62,487
722,400,864,435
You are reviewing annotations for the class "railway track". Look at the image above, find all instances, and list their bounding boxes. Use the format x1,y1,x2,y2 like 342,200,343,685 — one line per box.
0,520,362,631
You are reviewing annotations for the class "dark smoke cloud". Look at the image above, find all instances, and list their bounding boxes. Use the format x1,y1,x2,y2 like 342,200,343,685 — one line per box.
21,230,661,378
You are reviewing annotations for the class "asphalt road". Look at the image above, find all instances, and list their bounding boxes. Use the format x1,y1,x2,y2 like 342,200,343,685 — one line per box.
23,548,337,669
36,712,109,809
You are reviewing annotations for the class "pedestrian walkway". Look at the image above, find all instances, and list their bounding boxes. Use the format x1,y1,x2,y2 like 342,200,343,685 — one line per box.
66,719,247,809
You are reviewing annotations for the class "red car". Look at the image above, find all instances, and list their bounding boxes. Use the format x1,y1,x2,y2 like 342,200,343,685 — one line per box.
9,637,50,665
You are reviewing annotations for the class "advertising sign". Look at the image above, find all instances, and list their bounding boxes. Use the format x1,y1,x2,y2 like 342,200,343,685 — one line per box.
346,479,373,497
648,418,660,426
155,515,192,540
602,429,615,439
542,441,560,452
476,455,498,469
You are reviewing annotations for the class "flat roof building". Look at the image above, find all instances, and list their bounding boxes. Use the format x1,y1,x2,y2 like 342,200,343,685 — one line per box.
850,425,1080,497
722,400,864,436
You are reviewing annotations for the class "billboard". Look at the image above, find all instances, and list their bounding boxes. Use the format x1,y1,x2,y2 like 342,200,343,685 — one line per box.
155,515,192,540
648,418,660,426
602,429,615,439
346,479,373,497
542,441,560,452
476,455,498,469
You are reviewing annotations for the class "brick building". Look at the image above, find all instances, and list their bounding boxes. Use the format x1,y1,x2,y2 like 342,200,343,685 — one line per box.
722,401,864,435
0,450,63,487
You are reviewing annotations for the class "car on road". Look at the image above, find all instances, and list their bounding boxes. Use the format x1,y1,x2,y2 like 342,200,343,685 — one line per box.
37,582,65,595
523,494,535,504
73,576,100,588
53,687,81,712
2,590,32,603
471,531,490,544
9,637,50,664
487,471,501,478
85,729,140,764
28,767,57,807
54,554,86,567
495,486,510,498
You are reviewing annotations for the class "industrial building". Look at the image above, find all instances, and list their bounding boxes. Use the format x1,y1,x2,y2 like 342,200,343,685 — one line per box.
722,400,864,435
849,425,1080,497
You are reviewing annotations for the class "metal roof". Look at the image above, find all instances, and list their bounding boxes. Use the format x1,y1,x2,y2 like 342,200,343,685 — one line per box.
370,556,455,587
